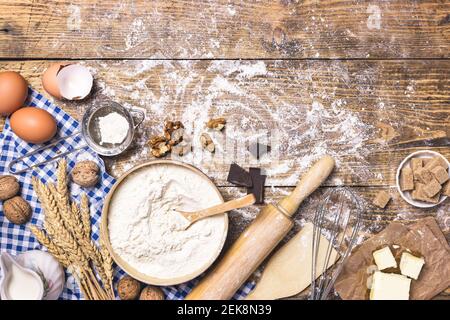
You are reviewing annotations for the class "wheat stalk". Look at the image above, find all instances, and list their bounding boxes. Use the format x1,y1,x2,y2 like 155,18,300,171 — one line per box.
100,236,115,299
80,193,91,238
56,159,70,210
30,162,111,300
70,195,110,297
49,183,85,242
36,177,90,271
29,225,70,268
30,225,99,300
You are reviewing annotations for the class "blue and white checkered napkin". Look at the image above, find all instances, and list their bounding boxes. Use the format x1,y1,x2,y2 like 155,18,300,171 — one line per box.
0,88,254,300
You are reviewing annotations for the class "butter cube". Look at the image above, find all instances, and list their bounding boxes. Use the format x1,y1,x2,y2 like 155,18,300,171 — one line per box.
400,252,425,280
373,246,397,270
370,271,411,300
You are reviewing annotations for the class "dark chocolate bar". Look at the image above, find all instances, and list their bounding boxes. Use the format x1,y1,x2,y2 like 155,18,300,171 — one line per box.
247,167,266,204
227,163,253,187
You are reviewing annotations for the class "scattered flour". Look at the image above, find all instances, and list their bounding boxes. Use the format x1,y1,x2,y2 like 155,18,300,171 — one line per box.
67,5,81,31
208,61,268,79
366,5,382,30
97,59,376,186
125,18,147,50
226,5,236,16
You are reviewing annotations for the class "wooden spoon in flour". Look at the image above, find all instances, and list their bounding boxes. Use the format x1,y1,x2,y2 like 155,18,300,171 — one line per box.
177,194,256,230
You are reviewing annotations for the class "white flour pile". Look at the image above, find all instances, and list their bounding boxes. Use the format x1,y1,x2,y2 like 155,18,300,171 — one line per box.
108,164,227,280
97,112,129,145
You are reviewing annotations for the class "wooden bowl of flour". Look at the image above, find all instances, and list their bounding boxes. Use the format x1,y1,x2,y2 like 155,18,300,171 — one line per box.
101,160,228,286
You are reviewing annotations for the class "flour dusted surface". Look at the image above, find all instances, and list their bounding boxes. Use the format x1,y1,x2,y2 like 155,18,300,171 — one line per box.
108,164,226,280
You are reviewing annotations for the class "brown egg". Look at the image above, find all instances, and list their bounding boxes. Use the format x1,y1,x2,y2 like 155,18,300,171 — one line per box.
10,107,57,144
0,71,28,116
42,63,70,99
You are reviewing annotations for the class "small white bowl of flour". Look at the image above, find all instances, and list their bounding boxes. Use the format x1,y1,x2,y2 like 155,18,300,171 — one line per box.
102,160,228,285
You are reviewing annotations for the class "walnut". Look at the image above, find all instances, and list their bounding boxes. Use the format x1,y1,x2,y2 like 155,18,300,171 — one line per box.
117,276,141,300
0,175,20,200
139,286,164,300
149,136,171,158
4,196,31,225
71,161,100,188
149,136,167,146
206,118,226,131
164,121,185,146
200,133,215,153
149,120,185,157
171,142,191,156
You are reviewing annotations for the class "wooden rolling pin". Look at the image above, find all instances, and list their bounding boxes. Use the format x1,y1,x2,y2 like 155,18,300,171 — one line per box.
185,155,335,300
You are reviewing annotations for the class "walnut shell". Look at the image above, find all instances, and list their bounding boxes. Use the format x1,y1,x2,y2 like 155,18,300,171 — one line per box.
206,117,226,131
71,161,100,188
4,196,31,225
117,276,141,300
200,133,215,153
0,175,20,200
139,286,164,300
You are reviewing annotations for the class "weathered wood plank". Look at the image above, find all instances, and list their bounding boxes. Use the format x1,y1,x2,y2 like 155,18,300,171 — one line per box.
0,0,449,59
220,186,450,299
0,59,449,187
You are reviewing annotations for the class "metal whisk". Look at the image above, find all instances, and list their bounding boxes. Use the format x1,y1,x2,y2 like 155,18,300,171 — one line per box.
310,187,363,300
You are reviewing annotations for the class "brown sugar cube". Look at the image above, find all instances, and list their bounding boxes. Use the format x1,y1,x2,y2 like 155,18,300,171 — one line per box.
435,157,448,170
443,181,450,197
411,158,423,171
431,166,449,184
411,183,424,201
400,166,414,191
424,193,440,204
422,158,433,167
373,190,391,208
425,193,440,204
415,168,434,184
424,157,448,171
423,179,442,198
412,183,440,203
411,158,423,181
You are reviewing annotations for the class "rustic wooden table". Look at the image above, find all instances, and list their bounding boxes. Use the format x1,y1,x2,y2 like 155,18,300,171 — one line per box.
0,0,449,299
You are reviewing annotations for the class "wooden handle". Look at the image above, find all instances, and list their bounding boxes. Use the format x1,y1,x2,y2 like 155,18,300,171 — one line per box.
278,155,335,216
179,194,256,224
185,204,293,300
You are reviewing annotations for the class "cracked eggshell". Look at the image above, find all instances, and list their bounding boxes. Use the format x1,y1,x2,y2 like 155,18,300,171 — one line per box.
56,64,93,100
42,62,70,99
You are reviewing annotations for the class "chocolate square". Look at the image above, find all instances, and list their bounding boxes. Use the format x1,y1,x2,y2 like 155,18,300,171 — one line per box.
227,163,252,187
247,167,266,204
